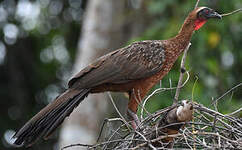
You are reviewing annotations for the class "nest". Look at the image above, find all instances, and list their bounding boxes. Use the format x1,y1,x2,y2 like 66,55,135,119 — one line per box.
62,101,242,150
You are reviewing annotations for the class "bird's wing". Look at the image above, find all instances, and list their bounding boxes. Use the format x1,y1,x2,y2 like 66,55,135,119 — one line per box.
68,40,166,89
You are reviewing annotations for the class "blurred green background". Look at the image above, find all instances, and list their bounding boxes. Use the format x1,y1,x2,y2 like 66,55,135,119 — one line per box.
0,0,241,149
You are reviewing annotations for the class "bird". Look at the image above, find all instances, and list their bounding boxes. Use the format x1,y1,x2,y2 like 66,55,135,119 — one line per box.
13,7,221,147
149,100,193,148
158,100,193,147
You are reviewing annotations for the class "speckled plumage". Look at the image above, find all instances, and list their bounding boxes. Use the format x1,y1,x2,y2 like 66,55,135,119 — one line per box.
69,40,165,90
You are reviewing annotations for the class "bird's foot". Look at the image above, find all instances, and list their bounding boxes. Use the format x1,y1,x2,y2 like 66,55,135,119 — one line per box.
127,109,140,129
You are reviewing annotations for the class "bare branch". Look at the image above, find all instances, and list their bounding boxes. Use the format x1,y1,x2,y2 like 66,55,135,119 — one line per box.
226,107,242,116
174,42,191,104
221,8,242,17
194,0,200,9
107,92,131,131
183,128,194,149
131,133,182,150
135,131,156,150
101,119,126,149
97,118,125,142
61,143,92,150
211,82,242,105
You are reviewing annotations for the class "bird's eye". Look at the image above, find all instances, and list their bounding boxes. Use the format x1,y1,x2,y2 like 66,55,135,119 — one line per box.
204,9,209,14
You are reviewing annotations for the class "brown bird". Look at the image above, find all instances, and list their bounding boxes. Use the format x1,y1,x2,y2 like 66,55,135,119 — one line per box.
13,7,221,147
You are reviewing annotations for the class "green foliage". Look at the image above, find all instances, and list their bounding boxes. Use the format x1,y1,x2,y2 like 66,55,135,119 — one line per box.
137,0,242,116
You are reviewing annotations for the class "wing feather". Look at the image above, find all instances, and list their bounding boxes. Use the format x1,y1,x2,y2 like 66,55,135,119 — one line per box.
69,40,166,89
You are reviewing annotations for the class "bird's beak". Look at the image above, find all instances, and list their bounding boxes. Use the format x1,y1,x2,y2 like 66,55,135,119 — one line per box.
208,11,222,19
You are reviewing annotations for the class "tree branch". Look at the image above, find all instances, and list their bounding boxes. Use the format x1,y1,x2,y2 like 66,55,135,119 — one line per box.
174,43,191,104
107,92,131,131
221,8,242,17
61,143,92,150
211,82,242,105
194,0,200,9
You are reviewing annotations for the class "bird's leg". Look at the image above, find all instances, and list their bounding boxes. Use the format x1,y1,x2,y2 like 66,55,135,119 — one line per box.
127,88,144,129
127,108,140,129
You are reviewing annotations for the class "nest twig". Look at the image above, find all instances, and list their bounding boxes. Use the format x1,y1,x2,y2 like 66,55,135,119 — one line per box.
61,100,241,150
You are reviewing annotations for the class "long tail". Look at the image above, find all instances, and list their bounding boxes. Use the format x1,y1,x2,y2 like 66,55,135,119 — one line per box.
13,88,90,147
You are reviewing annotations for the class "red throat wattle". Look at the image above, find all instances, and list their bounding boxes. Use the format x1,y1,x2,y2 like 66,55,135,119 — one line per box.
194,19,207,30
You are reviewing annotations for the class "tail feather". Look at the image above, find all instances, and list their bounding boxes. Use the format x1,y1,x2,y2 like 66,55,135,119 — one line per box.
44,93,86,138
13,88,90,147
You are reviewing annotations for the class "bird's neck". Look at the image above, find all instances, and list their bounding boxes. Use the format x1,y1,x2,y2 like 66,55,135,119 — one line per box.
168,15,196,55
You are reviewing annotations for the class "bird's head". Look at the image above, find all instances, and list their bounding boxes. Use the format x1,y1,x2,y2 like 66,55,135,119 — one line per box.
191,7,222,30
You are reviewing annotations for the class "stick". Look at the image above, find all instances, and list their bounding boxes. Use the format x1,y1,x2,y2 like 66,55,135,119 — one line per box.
135,131,156,150
174,42,191,104
221,8,242,17
97,118,125,142
61,143,92,150
131,133,182,150
194,0,200,9
211,82,242,105
107,92,131,131
226,107,242,116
